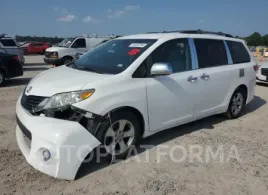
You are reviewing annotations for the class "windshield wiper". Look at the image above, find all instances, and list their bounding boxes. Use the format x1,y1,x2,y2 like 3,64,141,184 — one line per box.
70,63,102,74
81,66,103,74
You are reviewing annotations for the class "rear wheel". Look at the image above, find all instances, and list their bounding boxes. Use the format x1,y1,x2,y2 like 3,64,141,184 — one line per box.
95,111,142,160
225,88,246,119
0,70,5,86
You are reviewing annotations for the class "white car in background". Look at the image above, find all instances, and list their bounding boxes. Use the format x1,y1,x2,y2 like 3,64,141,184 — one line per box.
44,36,110,66
16,30,256,180
256,62,268,83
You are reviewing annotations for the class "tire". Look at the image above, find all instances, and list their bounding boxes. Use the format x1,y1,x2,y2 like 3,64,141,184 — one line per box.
0,70,5,86
62,57,73,65
225,88,246,119
95,111,142,161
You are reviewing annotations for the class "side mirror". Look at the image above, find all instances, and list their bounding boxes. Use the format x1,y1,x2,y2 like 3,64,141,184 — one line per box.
150,62,173,76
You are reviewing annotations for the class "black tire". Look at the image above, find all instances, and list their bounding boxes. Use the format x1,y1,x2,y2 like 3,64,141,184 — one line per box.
225,88,246,119
62,57,73,65
0,70,5,86
95,111,142,161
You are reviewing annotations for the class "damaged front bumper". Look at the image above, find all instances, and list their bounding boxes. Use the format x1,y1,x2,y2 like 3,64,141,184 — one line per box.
15,95,101,180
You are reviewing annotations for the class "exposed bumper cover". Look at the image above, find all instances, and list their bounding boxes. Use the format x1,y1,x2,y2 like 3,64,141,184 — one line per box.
43,57,62,65
15,95,101,180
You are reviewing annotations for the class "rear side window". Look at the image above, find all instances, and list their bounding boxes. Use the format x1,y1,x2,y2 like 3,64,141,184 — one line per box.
0,39,17,46
226,41,250,64
194,39,228,68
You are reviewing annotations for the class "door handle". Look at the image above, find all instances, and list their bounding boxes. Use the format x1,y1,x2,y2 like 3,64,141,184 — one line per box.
200,73,210,80
187,76,198,83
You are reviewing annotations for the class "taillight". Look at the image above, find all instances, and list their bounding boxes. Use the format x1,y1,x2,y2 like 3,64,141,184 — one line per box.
13,55,20,62
253,64,259,72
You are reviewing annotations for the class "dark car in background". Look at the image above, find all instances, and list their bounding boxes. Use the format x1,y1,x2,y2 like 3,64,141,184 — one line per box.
0,34,25,64
21,42,52,55
0,52,23,86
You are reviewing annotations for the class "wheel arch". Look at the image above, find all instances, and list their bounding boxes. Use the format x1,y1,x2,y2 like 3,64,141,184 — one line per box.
61,55,73,61
224,84,249,113
100,106,146,138
0,67,6,75
0,67,6,79
235,84,248,102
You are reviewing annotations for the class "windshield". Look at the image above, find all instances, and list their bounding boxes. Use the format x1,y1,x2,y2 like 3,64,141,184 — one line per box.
58,38,75,47
71,39,157,74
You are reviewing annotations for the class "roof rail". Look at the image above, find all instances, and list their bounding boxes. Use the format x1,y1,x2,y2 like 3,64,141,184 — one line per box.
147,29,234,38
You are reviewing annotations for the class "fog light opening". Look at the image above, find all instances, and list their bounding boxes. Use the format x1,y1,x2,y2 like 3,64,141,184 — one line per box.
41,148,51,161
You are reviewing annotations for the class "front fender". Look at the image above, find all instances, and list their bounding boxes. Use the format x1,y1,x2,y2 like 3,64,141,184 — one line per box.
74,79,150,133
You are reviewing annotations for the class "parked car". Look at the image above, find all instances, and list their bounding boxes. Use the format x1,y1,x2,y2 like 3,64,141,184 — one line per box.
21,42,52,55
0,34,25,64
256,62,268,83
0,52,23,85
16,30,256,180
43,36,108,66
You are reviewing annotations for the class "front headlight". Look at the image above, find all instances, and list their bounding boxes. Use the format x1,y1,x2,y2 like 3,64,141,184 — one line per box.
51,52,58,58
35,89,95,111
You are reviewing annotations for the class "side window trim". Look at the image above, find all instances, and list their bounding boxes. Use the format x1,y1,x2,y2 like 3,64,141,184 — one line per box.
223,40,233,64
189,38,198,70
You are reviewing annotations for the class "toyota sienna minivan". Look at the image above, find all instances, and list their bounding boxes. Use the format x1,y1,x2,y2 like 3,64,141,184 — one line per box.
16,30,256,180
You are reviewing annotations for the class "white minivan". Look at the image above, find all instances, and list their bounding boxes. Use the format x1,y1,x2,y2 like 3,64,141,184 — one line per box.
16,30,256,180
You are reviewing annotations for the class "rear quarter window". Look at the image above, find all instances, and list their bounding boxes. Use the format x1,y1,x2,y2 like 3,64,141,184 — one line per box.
0,39,17,47
226,41,250,64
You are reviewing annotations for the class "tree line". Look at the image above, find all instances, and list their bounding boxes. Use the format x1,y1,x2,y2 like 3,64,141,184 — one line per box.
15,35,64,45
14,32,268,47
245,32,268,47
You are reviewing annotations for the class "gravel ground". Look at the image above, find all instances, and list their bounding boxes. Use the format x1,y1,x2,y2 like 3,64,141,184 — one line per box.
0,57,268,195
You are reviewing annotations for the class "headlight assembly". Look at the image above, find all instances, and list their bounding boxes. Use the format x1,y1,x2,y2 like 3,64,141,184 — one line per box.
35,89,95,111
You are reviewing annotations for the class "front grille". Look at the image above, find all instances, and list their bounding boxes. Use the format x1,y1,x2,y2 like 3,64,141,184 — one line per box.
261,68,268,76
16,115,32,140
45,51,52,57
21,93,47,112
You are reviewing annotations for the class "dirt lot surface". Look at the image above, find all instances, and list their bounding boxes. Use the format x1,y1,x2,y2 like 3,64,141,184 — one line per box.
0,57,268,195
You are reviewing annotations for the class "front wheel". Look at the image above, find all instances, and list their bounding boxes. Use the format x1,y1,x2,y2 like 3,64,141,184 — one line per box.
0,70,5,86
225,89,246,119
62,57,73,65
95,111,142,160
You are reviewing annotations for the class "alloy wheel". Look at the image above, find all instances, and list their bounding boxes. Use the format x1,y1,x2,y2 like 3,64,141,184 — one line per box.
104,119,135,155
231,92,243,115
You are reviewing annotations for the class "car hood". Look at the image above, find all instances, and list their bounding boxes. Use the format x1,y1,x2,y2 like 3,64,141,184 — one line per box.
46,46,69,52
26,65,112,97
